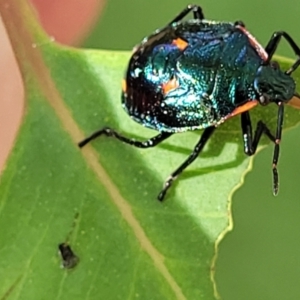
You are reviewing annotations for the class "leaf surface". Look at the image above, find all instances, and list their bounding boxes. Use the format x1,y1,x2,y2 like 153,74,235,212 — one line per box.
1,2,300,299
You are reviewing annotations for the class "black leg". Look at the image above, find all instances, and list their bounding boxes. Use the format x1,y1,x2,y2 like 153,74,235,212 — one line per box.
241,103,284,195
234,20,246,27
79,127,173,149
158,126,215,201
168,5,204,25
264,31,300,74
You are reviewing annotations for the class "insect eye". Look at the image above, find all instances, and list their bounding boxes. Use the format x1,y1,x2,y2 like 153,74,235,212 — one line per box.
270,61,280,70
259,93,270,105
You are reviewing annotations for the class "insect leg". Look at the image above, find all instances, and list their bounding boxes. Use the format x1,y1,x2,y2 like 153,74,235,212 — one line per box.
158,126,215,201
168,5,204,25
79,128,173,149
241,105,284,195
234,21,246,27
264,31,300,74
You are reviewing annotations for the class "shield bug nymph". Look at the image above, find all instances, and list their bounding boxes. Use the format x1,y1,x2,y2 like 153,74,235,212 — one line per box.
79,5,300,201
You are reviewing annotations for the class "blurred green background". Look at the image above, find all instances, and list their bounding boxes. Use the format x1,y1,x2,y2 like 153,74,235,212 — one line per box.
83,1,300,299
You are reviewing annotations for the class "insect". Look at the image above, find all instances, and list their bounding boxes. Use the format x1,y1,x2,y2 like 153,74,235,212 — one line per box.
58,243,79,269
79,5,300,201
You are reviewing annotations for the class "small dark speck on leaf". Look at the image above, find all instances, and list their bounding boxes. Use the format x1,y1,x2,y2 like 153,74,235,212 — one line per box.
58,243,79,269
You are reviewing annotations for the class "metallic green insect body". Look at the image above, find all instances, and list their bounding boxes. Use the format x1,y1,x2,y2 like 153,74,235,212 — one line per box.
80,5,300,201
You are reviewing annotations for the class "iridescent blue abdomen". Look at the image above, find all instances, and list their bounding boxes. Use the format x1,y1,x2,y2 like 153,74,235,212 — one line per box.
122,20,265,132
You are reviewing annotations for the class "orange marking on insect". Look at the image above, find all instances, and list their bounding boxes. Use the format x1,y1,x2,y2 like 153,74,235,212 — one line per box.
122,79,127,92
228,100,259,119
162,77,179,95
288,96,300,109
236,25,268,61
172,38,188,50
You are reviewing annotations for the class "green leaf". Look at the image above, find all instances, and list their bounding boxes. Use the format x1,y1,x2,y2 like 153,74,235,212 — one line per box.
1,1,300,299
